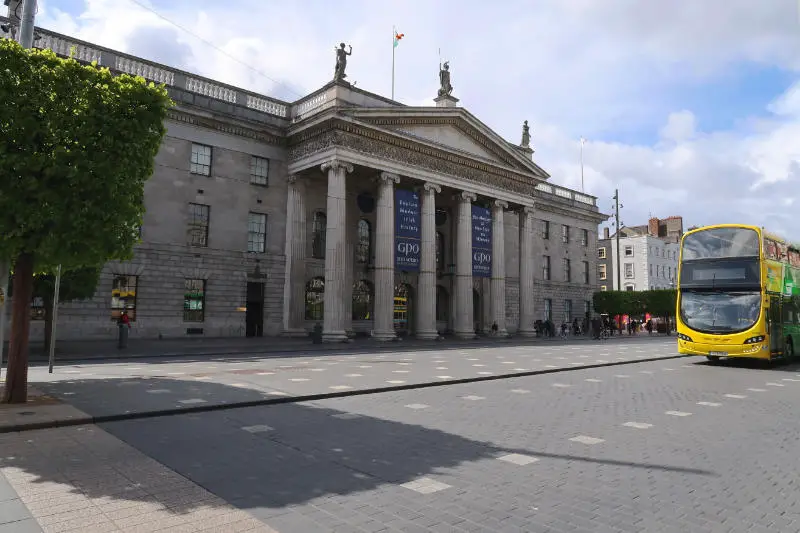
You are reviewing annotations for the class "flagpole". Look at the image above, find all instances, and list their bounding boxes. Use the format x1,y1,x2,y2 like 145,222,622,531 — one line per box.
580,137,585,193
391,26,396,100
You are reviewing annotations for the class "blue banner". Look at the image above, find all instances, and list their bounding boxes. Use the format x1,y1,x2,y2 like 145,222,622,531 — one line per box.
395,189,420,271
472,205,492,277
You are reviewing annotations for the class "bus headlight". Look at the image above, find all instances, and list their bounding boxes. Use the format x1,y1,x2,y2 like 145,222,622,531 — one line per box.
743,335,765,344
677,333,693,342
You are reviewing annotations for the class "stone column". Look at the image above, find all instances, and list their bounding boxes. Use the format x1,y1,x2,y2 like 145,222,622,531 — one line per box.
343,195,354,335
282,175,307,336
454,191,477,339
491,200,508,336
372,172,399,341
416,182,440,339
518,205,536,336
320,159,353,342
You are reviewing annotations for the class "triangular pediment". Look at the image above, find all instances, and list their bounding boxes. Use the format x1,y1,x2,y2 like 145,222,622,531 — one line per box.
343,108,550,178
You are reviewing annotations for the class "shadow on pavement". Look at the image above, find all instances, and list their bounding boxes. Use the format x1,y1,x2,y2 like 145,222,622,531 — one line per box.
694,357,800,371
2,376,718,526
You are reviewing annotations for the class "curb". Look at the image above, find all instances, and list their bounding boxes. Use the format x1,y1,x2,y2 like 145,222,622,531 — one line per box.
29,335,675,365
1,353,692,434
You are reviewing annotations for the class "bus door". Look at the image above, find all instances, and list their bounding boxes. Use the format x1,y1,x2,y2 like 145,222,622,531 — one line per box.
768,295,784,355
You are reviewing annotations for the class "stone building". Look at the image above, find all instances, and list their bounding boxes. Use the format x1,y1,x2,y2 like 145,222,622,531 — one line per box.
0,21,608,342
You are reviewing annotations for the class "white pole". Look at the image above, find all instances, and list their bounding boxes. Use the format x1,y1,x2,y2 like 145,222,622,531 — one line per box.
580,137,585,193
391,26,395,100
48,264,61,374
0,262,9,384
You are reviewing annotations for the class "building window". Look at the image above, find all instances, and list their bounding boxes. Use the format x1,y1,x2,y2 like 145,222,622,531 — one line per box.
625,284,635,292
542,255,551,280
250,156,269,186
598,264,607,280
190,143,212,176
584,300,591,317
582,261,590,284
188,203,210,247
247,212,267,253
600,285,607,291
183,279,206,322
562,225,570,243
352,280,373,320
624,262,634,279
435,231,445,271
668,266,672,280
581,229,588,246
564,299,572,322
542,220,550,240
30,297,45,320
312,212,327,259
305,277,325,320
598,247,606,259
563,258,571,282
111,275,138,321
624,245,634,257
649,263,653,276
543,298,552,322
356,219,371,264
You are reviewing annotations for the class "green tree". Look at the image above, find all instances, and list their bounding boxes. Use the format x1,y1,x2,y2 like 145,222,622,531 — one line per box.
0,40,171,403
32,267,102,354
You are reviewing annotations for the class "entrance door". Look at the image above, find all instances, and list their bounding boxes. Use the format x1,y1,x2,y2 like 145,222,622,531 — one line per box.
394,284,413,336
768,294,783,356
245,282,265,337
473,288,481,334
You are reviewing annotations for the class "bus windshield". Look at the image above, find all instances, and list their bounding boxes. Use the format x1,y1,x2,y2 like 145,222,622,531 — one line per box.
681,227,760,261
679,290,761,334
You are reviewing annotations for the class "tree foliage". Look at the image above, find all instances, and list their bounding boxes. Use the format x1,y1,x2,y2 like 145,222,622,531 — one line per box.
0,39,172,270
593,289,677,319
0,39,172,403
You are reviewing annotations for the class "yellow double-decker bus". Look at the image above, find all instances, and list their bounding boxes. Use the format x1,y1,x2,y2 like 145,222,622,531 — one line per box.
676,224,800,362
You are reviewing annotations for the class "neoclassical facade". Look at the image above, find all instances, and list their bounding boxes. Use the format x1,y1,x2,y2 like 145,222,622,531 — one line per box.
0,21,608,342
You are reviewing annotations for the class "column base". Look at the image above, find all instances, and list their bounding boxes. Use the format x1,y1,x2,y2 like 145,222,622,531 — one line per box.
415,330,439,340
517,328,537,337
454,330,476,340
492,330,509,338
282,328,308,338
371,330,397,341
322,331,348,343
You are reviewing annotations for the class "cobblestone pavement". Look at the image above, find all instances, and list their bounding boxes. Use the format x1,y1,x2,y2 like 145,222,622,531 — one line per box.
29,338,680,418
4,353,799,532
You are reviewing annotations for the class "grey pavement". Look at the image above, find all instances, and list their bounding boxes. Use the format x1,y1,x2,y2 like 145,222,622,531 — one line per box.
23,331,663,363
27,337,682,421
4,352,799,531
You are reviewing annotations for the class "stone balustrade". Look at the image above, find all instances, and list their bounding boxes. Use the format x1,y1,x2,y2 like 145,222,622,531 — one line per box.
291,91,330,120
536,183,597,207
37,33,102,64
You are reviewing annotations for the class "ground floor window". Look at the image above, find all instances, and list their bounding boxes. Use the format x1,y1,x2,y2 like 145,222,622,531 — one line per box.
394,284,412,331
352,279,373,320
543,298,552,322
111,275,138,321
305,277,324,321
184,279,206,322
436,285,449,322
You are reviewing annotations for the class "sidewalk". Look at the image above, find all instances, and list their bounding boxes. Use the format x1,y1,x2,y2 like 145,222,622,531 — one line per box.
22,331,673,363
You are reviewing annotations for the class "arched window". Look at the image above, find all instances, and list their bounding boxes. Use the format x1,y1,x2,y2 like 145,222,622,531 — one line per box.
436,285,449,322
305,277,325,320
312,212,327,259
352,280,373,320
436,231,445,271
356,219,371,264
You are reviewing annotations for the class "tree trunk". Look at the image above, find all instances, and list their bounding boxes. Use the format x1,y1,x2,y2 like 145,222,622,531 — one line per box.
3,252,34,404
43,301,53,355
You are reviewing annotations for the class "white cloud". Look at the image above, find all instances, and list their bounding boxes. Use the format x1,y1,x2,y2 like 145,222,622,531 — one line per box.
32,0,800,242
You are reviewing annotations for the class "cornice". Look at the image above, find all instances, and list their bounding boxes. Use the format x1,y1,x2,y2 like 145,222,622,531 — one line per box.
534,200,609,224
166,109,285,147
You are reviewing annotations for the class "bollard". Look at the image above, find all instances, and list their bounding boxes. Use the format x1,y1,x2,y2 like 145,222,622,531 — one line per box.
118,323,129,349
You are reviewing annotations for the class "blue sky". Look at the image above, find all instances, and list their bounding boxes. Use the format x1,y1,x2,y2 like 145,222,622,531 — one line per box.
32,0,800,241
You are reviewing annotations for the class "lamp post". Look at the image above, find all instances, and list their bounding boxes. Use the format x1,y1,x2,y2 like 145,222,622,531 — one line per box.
0,263,9,383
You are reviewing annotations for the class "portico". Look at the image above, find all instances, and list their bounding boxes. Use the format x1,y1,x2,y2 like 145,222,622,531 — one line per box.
282,85,549,341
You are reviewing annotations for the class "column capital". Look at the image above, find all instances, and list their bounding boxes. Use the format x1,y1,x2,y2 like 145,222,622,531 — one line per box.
493,199,509,210
423,182,441,194
378,171,400,185
454,191,477,203
321,159,354,174
522,204,536,215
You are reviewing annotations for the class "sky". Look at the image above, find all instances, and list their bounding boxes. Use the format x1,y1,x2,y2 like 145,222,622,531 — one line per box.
28,0,800,242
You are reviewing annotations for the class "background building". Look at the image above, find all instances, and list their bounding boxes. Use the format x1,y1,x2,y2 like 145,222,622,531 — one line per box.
1,19,607,342
598,216,682,291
